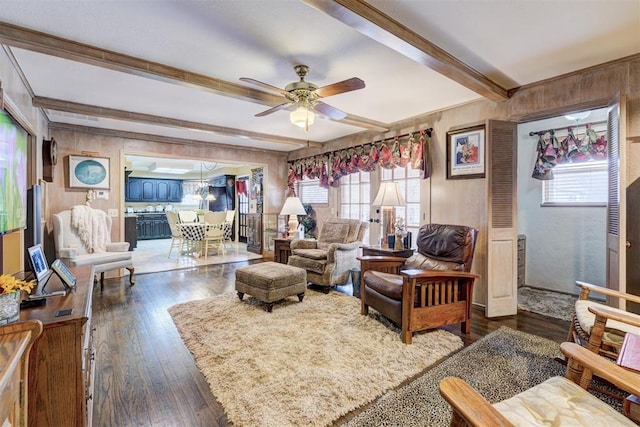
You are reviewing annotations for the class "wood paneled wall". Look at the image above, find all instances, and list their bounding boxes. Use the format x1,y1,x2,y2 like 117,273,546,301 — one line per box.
291,55,640,306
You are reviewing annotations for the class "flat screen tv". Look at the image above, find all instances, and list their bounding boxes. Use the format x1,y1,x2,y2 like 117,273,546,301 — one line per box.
0,109,28,235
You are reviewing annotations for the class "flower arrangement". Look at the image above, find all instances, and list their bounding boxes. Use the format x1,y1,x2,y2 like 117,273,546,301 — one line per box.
395,217,406,235
0,274,36,295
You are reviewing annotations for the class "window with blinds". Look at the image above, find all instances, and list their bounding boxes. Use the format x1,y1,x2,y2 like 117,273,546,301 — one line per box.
296,178,328,204
542,161,608,206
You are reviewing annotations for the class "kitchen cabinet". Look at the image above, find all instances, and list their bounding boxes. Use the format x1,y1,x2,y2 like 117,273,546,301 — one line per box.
136,213,172,240
124,215,137,250
125,178,183,203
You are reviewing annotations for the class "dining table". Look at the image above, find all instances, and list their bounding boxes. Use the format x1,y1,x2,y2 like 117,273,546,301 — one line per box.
176,222,225,257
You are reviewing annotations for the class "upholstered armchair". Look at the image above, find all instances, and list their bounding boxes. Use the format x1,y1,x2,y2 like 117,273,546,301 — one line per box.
440,342,640,426
359,223,478,344
52,205,135,288
287,218,368,289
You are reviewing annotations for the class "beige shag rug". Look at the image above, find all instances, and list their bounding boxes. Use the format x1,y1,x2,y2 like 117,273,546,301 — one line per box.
168,290,463,427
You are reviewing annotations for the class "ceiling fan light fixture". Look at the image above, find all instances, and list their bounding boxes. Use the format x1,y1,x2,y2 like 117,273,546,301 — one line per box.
290,106,315,129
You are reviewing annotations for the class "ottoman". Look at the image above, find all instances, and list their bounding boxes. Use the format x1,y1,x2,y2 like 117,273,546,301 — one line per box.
235,262,307,312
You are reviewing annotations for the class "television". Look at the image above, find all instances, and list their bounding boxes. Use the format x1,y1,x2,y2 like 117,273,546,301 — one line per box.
0,109,28,234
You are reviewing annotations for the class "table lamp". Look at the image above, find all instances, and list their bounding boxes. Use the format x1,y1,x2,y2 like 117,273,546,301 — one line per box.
372,182,406,248
280,196,307,238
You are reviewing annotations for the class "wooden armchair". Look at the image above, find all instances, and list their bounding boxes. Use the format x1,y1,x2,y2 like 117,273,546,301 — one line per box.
567,281,640,359
439,342,640,426
359,223,478,344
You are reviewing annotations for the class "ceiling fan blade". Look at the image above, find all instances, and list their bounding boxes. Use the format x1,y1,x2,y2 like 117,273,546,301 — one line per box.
240,77,289,96
255,102,292,117
313,101,347,120
315,77,365,98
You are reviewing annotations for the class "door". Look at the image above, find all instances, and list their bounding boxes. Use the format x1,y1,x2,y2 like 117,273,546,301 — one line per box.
485,120,519,317
606,99,628,308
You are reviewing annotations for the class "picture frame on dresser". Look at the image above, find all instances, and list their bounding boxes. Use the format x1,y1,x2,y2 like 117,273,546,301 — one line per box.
68,155,110,189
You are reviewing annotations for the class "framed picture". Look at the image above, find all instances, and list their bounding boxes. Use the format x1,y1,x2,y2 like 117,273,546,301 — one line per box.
69,155,110,189
446,125,486,179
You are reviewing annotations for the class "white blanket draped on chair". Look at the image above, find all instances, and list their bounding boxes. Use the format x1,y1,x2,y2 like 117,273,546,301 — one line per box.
71,205,109,253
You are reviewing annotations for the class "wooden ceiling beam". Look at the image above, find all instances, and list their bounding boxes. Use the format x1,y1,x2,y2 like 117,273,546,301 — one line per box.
0,22,282,106
33,96,321,148
0,22,389,132
302,0,509,102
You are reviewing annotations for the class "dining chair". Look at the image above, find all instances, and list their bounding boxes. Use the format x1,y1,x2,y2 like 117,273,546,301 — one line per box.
177,210,198,223
223,210,236,248
166,211,187,258
203,211,227,258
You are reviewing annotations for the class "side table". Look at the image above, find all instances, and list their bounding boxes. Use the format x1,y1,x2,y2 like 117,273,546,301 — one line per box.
274,238,294,264
361,245,414,259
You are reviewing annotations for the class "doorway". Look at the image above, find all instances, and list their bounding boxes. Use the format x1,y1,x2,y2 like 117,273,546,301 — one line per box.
516,107,609,298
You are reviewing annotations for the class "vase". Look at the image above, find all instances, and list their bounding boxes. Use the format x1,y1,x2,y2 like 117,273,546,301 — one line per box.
0,292,20,325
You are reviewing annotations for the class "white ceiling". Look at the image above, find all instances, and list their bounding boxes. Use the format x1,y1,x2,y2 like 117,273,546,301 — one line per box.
0,0,638,154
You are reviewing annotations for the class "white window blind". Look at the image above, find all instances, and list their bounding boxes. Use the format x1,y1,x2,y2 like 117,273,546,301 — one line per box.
542,161,607,206
296,178,328,204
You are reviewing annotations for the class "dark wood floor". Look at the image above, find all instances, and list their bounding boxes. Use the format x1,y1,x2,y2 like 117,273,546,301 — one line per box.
92,262,570,426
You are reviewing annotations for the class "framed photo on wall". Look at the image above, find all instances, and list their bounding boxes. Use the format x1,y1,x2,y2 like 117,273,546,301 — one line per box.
446,125,486,179
68,155,110,189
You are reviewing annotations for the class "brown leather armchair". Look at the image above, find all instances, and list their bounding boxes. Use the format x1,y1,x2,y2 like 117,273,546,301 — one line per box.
359,223,478,344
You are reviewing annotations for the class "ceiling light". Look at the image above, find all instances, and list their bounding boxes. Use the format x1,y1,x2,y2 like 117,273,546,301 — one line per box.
290,106,314,130
564,111,591,121
149,162,192,174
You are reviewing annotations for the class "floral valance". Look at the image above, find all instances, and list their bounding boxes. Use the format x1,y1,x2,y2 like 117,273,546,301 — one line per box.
288,129,433,188
532,123,608,180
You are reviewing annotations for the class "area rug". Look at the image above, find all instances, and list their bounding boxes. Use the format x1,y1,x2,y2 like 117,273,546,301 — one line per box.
168,291,463,427
344,326,622,426
517,286,577,321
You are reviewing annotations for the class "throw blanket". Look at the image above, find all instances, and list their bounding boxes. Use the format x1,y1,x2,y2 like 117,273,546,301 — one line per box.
71,205,109,253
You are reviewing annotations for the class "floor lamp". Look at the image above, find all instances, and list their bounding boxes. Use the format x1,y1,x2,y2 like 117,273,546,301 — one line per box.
372,182,406,248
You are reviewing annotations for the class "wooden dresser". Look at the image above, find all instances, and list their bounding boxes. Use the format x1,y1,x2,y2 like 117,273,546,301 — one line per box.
0,320,42,427
19,266,95,427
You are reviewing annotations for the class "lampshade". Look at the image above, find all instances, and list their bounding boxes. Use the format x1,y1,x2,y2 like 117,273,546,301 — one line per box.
290,106,315,129
372,182,406,207
280,196,307,216
280,196,307,238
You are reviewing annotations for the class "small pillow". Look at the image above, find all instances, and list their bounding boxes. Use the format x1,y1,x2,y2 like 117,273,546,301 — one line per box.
59,248,78,259
106,242,130,252
292,248,328,260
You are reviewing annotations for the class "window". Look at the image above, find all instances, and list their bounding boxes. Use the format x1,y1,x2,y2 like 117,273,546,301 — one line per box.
296,178,328,204
381,166,421,247
542,161,607,206
340,172,371,244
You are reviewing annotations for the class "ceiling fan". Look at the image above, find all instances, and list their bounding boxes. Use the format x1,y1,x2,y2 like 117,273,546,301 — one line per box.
240,65,365,130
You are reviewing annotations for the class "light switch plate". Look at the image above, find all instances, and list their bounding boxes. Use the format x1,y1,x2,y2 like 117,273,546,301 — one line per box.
108,209,118,217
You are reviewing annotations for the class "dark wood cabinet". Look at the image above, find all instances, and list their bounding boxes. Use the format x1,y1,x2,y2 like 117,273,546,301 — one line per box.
124,216,137,250
136,214,171,240
274,238,293,264
125,178,183,203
